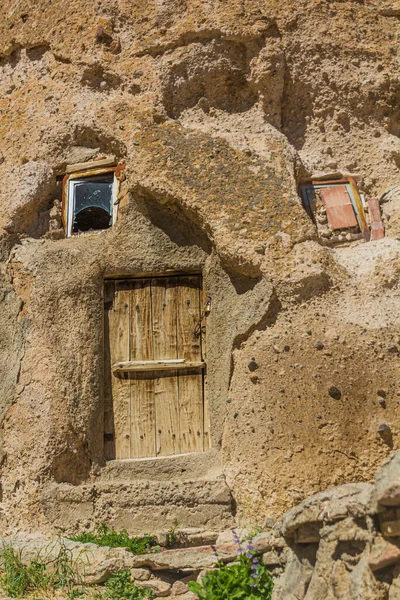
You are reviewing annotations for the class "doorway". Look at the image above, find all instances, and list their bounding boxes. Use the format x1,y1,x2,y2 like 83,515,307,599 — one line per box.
104,274,209,459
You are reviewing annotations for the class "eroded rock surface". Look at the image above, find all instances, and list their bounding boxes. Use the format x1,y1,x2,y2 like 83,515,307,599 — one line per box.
3,452,400,599
0,0,399,537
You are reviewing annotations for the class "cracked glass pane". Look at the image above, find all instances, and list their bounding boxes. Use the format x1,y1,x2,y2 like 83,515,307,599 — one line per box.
72,173,114,233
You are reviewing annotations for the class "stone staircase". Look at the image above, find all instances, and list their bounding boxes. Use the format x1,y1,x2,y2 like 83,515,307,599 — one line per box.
42,450,234,535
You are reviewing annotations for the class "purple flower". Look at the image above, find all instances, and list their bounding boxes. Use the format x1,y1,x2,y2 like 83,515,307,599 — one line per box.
231,529,244,555
232,530,240,545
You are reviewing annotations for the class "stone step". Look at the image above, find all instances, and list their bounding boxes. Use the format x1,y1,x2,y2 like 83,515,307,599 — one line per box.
42,475,234,535
101,449,223,482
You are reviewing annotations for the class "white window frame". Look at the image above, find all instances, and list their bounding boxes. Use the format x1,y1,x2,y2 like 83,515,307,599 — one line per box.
65,170,119,238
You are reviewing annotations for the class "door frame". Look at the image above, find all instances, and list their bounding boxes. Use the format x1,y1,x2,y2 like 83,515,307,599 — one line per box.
103,271,210,461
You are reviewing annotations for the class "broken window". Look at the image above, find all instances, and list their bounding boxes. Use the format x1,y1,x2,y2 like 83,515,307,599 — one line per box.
300,177,370,244
69,173,114,235
63,163,122,237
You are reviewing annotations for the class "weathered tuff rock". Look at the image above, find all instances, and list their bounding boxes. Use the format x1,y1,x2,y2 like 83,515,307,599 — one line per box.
41,476,234,535
371,451,400,511
1,0,400,538
271,452,400,600
280,483,373,542
137,579,171,597
3,452,400,599
130,543,237,571
368,537,400,572
0,537,127,585
1,162,55,234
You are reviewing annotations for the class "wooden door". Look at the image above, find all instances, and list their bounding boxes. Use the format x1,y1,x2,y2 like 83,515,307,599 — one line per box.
104,275,209,459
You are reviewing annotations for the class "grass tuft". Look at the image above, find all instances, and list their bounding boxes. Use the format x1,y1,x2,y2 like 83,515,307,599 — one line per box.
102,570,153,599
69,525,160,555
0,540,84,598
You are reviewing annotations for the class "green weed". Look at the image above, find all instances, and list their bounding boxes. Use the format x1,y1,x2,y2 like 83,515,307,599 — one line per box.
188,552,274,600
69,525,159,555
166,520,179,548
242,525,264,541
102,570,153,599
67,589,86,599
0,546,47,597
0,540,84,598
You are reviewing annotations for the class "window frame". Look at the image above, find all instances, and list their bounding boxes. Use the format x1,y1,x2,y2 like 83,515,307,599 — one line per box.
299,176,370,240
301,182,360,228
62,165,124,238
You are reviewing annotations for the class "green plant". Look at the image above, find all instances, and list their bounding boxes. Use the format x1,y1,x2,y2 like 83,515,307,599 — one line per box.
102,570,153,599
189,553,273,600
242,525,263,541
0,540,84,598
166,520,180,547
70,525,159,555
67,588,85,599
0,546,47,597
188,530,274,600
50,540,83,592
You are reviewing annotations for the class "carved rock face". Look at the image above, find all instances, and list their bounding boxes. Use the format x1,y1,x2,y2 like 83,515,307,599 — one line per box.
0,0,400,539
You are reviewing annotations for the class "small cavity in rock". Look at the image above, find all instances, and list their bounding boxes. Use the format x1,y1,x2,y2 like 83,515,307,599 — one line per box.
248,358,259,372
328,386,341,400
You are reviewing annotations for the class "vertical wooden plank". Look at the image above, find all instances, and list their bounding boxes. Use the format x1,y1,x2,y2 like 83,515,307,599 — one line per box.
129,280,155,458
348,177,370,241
130,371,156,458
200,284,211,450
130,279,153,362
112,281,131,459
177,276,204,453
104,281,116,460
152,278,180,457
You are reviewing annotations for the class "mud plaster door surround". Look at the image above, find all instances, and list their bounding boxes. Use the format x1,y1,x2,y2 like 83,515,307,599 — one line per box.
104,275,210,460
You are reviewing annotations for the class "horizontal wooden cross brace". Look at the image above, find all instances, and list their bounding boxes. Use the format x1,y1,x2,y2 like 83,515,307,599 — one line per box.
112,359,206,372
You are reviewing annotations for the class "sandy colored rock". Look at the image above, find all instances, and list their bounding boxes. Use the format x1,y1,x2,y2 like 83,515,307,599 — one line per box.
368,537,400,572
171,580,189,595
1,162,55,234
138,579,171,597
2,455,400,599
0,0,400,541
130,568,151,582
174,529,219,548
252,531,286,553
130,543,237,571
271,548,314,600
280,483,372,538
371,451,400,511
